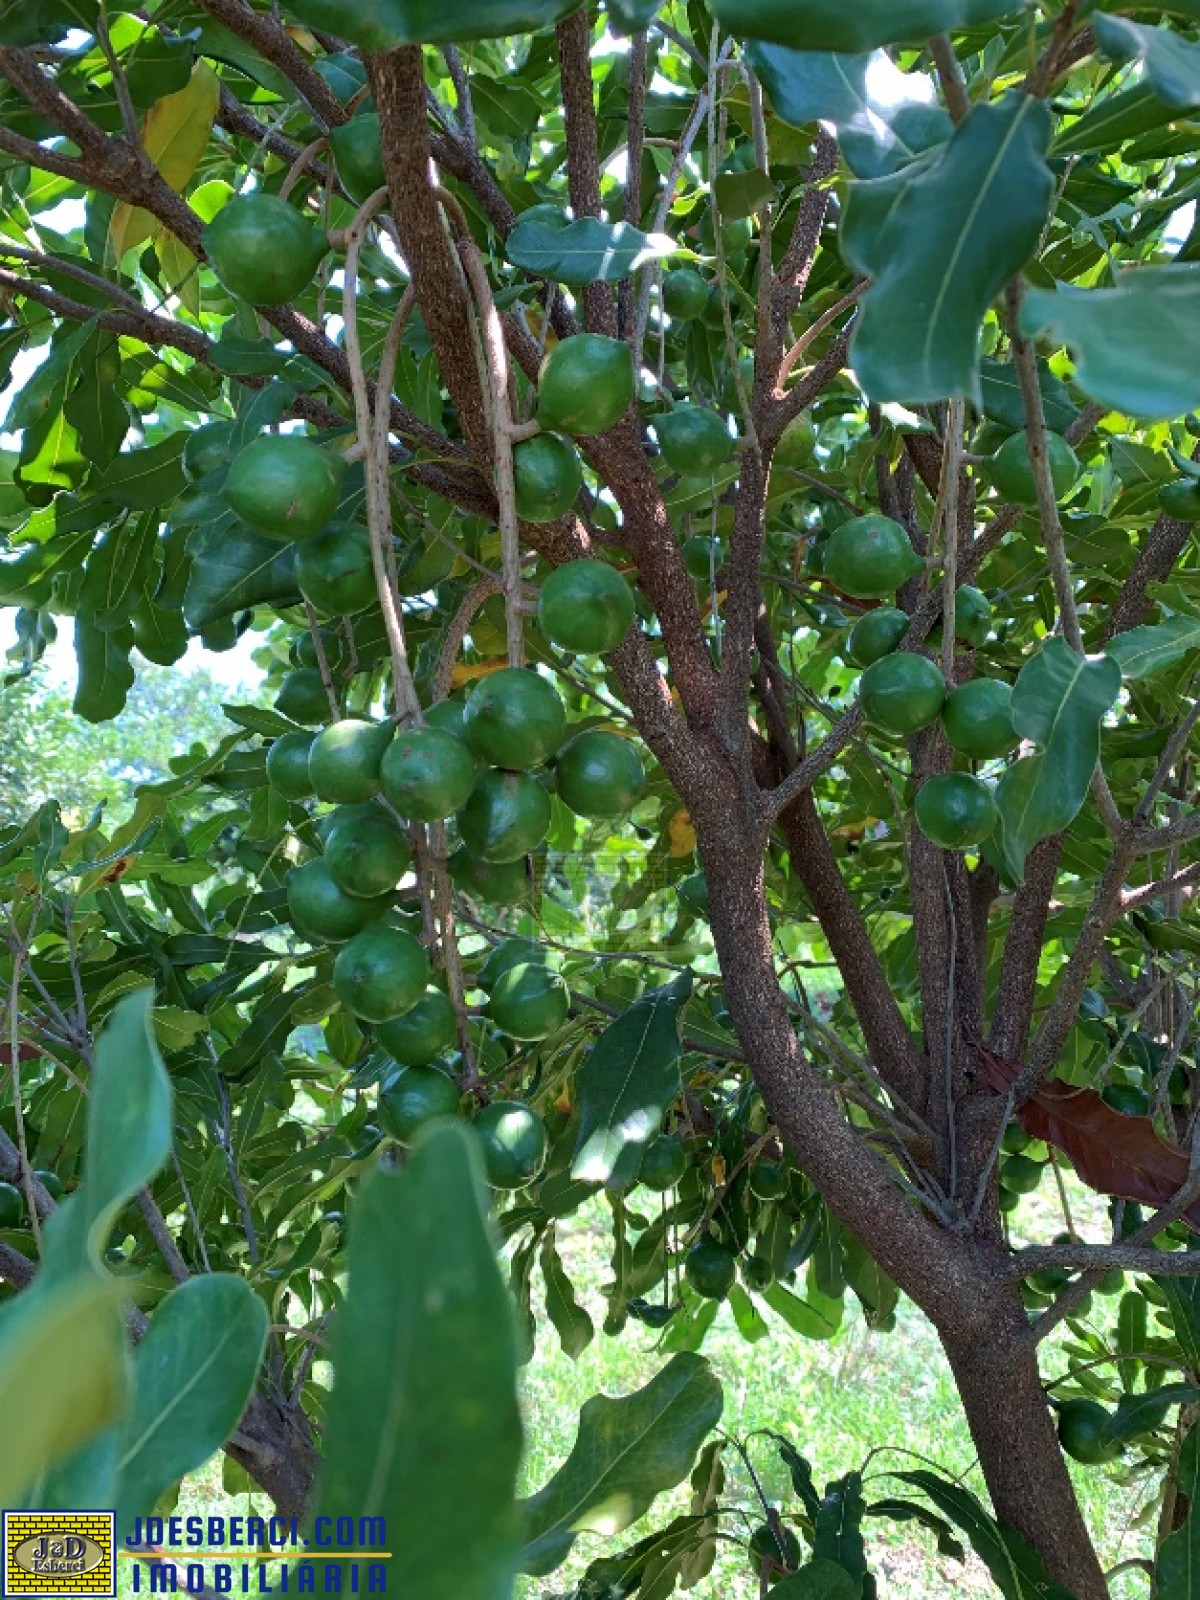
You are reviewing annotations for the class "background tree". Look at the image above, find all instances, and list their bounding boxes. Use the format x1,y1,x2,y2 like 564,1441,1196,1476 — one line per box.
2,2,1200,1596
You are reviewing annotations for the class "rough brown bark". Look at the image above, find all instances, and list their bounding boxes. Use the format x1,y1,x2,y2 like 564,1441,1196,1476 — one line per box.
942,1298,1109,1600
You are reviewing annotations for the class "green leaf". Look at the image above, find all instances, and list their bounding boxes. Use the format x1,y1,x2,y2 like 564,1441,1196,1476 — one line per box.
993,638,1121,882
891,1472,1076,1600
767,1562,861,1599
713,167,776,220
73,613,135,723
1156,1423,1200,1600
1053,82,1176,158
746,42,951,179
183,522,301,630
814,1471,867,1581
63,332,129,466
1156,1276,1200,1371
87,433,187,510
979,356,1077,435
520,1352,724,1575
762,1281,843,1340
1093,14,1200,110
571,970,694,1188
1109,1382,1200,1443
846,93,1054,404
605,0,661,32
6,320,95,434
507,215,678,285
78,513,159,631
1107,614,1200,679
39,987,173,1289
1020,268,1200,420
283,0,579,49
0,1275,128,1506
708,0,1021,52
115,1275,269,1538
315,1122,523,1600
540,1232,595,1360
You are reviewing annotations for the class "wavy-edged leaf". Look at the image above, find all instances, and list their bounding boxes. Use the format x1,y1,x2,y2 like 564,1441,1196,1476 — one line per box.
746,41,950,179
1053,81,1178,158
890,1471,1076,1600
508,215,678,285
184,521,301,629
1093,14,1200,110
605,0,662,32
814,1471,867,1581
73,612,135,723
1020,268,1200,419
315,1122,523,1600
1156,1423,1200,1600
115,1275,268,1538
540,1232,594,1361
1107,614,1200,679
571,970,693,1188
87,433,187,510
520,1352,723,1576
708,0,1020,52
979,1047,1200,1229
847,94,1054,404
993,638,1120,882
979,355,1076,435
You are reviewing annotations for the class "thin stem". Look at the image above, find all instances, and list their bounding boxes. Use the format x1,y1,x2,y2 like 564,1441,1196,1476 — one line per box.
341,187,422,721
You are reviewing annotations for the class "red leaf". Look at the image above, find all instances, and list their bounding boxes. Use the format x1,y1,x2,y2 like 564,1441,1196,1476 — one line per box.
0,1043,40,1064
979,1046,1200,1231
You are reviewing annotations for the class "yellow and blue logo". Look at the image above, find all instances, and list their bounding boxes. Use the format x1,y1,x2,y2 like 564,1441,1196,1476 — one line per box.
2,1513,116,1599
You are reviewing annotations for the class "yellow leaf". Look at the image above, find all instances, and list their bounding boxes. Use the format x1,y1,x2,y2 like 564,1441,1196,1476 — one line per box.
449,658,508,689
284,24,320,51
108,62,219,263
153,227,200,315
668,807,697,857
711,1154,727,1186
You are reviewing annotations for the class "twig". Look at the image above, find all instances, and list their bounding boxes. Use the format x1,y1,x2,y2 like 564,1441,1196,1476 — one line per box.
930,35,970,122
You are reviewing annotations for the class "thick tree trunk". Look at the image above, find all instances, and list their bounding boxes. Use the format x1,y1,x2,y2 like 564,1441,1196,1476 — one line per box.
942,1297,1109,1600
691,809,1108,1599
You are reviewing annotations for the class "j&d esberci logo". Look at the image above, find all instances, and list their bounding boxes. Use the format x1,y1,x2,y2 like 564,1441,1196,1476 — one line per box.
3,1512,116,1598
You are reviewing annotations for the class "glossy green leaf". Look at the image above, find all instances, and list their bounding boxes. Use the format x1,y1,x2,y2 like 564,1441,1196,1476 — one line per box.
746,41,950,178
39,987,173,1288
710,0,1019,51
87,434,187,510
1053,82,1176,158
979,356,1076,435
891,1472,1076,1600
1156,1423,1200,1600
571,970,693,1188
767,1562,860,1599
1020,269,1200,419
183,522,301,630
507,215,678,285
993,639,1121,882
115,1275,268,1537
0,1275,128,1506
284,0,579,49
762,1281,843,1339
315,1121,523,1600
72,613,135,723
78,514,159,631
540,1232,595,1360
1093,14,1200,109
520,1352,723,1575
1109,1382,1200,1443
6,320,95,434
1107,614,1200,678
1157,1276,1200,1372
814,1471,867,1580
846,94,1054,404
63,332,129,467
